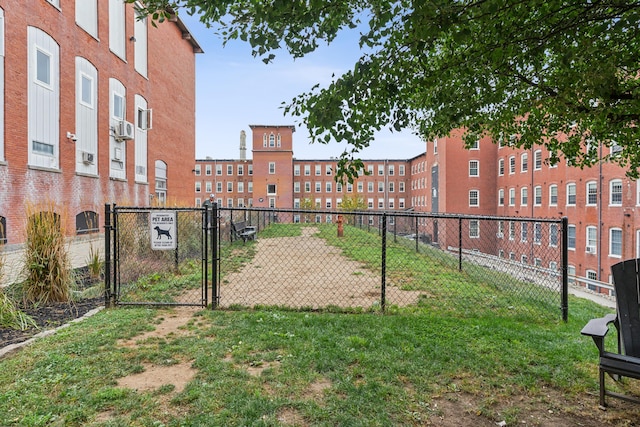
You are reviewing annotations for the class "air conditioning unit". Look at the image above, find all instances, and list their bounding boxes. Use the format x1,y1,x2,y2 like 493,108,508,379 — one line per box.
81,151,94,165
115,120,135,140
496,232,504,238
586,246,596,254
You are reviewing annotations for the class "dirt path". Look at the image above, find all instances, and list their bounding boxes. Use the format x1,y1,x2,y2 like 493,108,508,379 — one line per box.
219,226,423,309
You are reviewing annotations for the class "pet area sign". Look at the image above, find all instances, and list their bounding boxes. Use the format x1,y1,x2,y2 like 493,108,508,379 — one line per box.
150,211,176,250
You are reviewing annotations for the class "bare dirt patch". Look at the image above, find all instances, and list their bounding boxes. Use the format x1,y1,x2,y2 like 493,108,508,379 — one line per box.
220,227,423,308
116,308,198,393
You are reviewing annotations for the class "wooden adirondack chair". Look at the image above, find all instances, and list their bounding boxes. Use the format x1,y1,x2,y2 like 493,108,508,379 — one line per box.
581,258,640,407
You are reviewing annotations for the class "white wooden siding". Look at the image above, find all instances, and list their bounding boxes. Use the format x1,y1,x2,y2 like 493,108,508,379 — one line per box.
109,0,125,60
28,27,59,169
134,9,147,77
75,57,98,175
76,0,98,38
134,94,148,183
109,78,126,180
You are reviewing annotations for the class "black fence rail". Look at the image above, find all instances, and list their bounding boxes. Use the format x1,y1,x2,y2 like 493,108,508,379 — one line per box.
214,207,568,320
105,205,210,307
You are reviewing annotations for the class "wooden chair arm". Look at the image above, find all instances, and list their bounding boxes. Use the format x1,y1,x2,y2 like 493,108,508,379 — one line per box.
581,313,618,354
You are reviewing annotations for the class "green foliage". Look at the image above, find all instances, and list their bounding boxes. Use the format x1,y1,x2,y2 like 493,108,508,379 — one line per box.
21,204,74,304
131,0,640,178
85,243,103,279
0,290,37,330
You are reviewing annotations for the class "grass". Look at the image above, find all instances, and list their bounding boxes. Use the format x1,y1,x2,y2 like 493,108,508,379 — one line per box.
0,299,638,426
2,223,639,425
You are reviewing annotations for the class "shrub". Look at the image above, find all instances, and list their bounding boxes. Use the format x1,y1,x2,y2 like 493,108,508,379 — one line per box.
21,202,74,304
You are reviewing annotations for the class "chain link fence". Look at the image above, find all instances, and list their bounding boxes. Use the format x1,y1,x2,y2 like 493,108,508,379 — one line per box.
105,206,209,307
215,208,567,319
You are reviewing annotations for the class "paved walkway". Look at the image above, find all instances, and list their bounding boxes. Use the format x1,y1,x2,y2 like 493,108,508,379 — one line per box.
1,237,103,287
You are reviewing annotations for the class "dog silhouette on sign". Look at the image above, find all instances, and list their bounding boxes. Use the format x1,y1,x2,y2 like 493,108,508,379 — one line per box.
154,226,172,240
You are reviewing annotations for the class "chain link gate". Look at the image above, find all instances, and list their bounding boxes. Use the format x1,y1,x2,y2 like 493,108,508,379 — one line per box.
104,204,215,308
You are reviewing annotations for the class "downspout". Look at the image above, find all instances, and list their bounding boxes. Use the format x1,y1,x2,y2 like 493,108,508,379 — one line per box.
598,142,603,281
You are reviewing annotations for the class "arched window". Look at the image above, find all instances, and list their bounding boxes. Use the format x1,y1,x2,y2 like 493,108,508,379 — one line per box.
76,211,99,235
0,216,6,244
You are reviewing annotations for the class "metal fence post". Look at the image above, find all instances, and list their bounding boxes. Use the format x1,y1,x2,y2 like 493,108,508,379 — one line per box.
202,205,209,308
104,204,112,308
458,217,463,271
415,215,419,253
561,216,569,322
211,202,219,309
381,212,387,313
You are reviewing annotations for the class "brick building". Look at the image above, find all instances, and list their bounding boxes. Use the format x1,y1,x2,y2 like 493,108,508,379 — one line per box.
0,0,201,245
196,125,638,292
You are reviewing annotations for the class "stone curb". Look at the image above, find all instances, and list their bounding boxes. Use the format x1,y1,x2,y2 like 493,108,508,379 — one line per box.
0,306,105,359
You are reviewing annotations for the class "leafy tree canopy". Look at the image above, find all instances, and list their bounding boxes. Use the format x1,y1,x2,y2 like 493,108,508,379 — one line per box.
131,1,640,179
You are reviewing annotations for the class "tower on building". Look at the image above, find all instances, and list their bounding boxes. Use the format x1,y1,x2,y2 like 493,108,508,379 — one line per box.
240,130,247,160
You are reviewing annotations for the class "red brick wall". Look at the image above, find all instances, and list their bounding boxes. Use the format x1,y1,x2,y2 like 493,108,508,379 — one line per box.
0,0,197,244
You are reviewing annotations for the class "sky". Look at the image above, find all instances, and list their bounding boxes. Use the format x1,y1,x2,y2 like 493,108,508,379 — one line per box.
178,13,426,161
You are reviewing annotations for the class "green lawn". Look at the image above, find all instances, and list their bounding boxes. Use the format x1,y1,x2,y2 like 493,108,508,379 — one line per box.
1,223,639,425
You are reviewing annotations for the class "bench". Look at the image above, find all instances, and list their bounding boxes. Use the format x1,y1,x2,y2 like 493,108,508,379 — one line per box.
231,221,257,243
581,258,640,407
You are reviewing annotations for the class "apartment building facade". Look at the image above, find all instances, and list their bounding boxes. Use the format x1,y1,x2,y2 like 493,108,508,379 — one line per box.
0,0,201,245
196,125,638,292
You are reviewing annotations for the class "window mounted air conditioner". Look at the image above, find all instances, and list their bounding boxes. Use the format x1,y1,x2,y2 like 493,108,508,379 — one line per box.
82,151,95,165
115,120,135,140
586,246,596,254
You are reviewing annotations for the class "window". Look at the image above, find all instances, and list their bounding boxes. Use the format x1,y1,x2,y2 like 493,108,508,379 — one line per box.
205,182,212,193
269,134,275,147
326,164,332,175
549,184,558,205
378,182,384,192
469,190,479,207
237,165,244,175
610,179,623,205
610,228,622,257
195,182,201,192
367,164,374,175
498,159,504,176
226,164,232,175
586,226,597,253
248,165,253,175
237,182,244,193
36,49,51,86
205,165,212,176
315,182,321,192
76,211,99,235
509,221,515,240
469,220,479,238
357,182,364,192
469,160,479,177
509,188,515,206
586,181,597,205
267,184,276,195
534,150,542,170
568,265,576,284
534,186,542,206
378,199,384,209
216,182,222,193
509,156,516,174
216,164,222,175
521,223,528,242
294,182,300,193
399,165,405,176
305,182,311,192
326,182,332,192
521,153,528,172
520,187,528,206
227,182,232,192
534,223,542,244
194,165,201,176
304,165,310,175
497,221,504,238
566,183,576,205
388,182,394,192
399,182,405,192
294,165,300,176
315,165,321,175
388,165,394,175
269,162,275,174
549,224,558,247
368,182,374,192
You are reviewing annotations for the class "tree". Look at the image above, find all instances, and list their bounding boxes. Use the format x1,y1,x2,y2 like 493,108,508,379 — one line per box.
132,1,640,178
